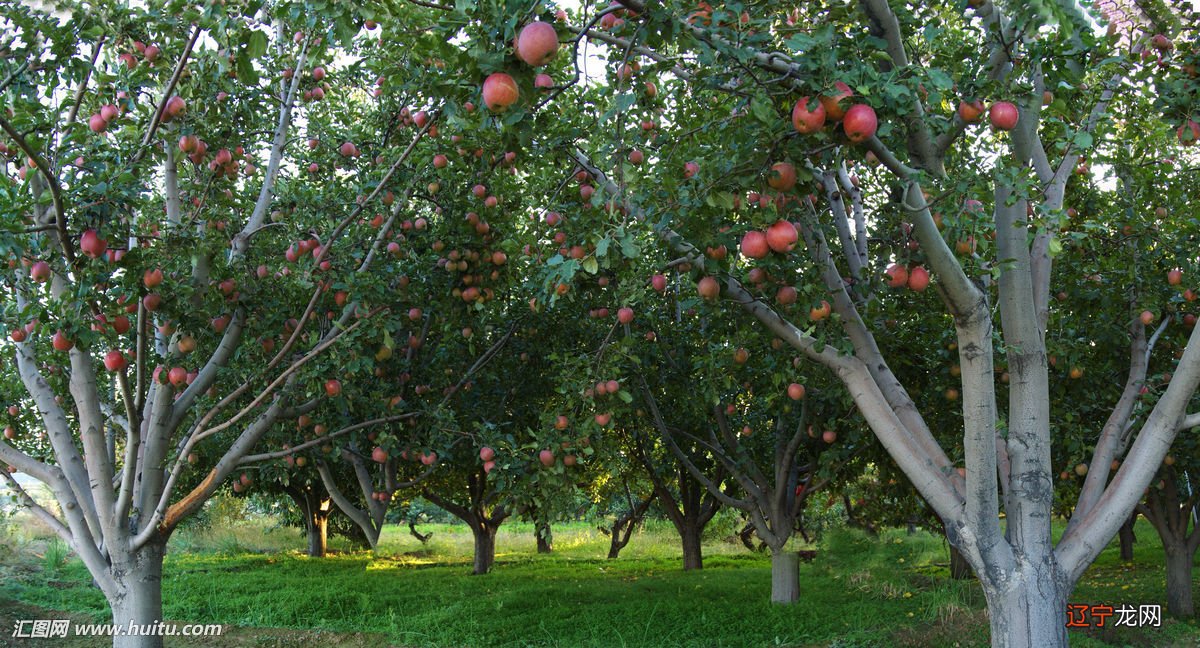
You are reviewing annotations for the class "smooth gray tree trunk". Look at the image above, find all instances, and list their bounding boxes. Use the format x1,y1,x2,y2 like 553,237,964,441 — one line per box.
107,542,167,648
981,563,1069,648
1164,542,1195,618
769,548,800,604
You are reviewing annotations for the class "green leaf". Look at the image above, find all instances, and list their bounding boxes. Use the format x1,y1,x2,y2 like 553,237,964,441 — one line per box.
246,30,268,58
595,237,610,258
617,390,632,404
582,256,598,274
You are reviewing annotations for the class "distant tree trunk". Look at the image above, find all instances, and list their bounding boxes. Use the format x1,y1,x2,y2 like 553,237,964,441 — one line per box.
408,520,432,544
769,547,801,604
306,509,329,557
606,494,653,559
680,520,703,571
949,544,973,580
1164,540,1195,618
472,523,498,575
535,520,553,553
1118,514,1136,561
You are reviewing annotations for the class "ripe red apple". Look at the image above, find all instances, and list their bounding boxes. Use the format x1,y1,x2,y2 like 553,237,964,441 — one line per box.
594,412,612,426
88,113,108,133
312,66,326,80
809,300,831,321
420,452,437,466
80,229,107,258
339,142,358,157
885,263,908,288
324,379,342,397
555,415,569,430
482,73,520,112
143,268,164,288
907,266,930,291
792,96,826,134
842,104,878,143
787,383,805,400
989,102,1019,131
1140,310,1155,325
819,82,853,121
433,153,448,168
516,21,559,66
535,73,554,89
103,350,126,372
957,99,984,123
683,161,699,178
698,276,720,300
628,149,644,165
651,274,667,293
776,285,797,305
617,307,635,324
480,446,495,462
30,261,51,283
539,449,555,466
765,220,797,253
10,329,26,343
372,447,388,463
163,95,186,121
167,367,187,386
1168,269,1183,286
143,293,162,311
822,430,837,444
767,162,797,191
52,330,73,351
733,348,749,364
740,230,770,259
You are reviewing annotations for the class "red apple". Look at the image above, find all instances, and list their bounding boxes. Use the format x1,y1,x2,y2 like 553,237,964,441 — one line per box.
1168,269,1183,286
324,379,342,397
372,447,388,463
957,99,984,123
885,263,908,288
787,383,805,400
482,73,520,112
822,430,837,444
842,104,878,143
163,95,186,121
989,102,1019,131
30,261,51,283
1140,310,1155,325
52,330,73,351
167,367,187,386
819,82,853,121
765,220,798,253
907,266,930,292
740,230,770,259
516,21,559,66
767,162,797,191
792,96,826,134
539,449,555,466
809,300,831,321
88,114,108,133
103,350,126,372
617,307,635,324
698,276,720,300
80,229,107,258
651,274,667,293
480,446,495,462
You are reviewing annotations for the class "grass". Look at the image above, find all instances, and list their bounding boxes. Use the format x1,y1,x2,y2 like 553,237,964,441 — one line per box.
1,509,1199,647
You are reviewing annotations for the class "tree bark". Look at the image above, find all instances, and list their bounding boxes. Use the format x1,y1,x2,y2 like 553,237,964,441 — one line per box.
107,542,166,648
306,509,329,558
472,523,497,575
680,521,703,571
949,544,974,580
535,520,553,554
1118,514,1136,561
1164,541,1195,618
980,564,1069,648
769,547,800,604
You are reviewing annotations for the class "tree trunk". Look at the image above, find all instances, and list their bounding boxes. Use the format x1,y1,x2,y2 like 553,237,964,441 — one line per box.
607,526,625,559
680,522,703,571
1164,541,1195,618
306,510,328,558
535,520,553,554
107,542,166,648
949,544,974,580
980,565,1069,648
1118,515,1136,561
769,547,800,604
472,524,497,575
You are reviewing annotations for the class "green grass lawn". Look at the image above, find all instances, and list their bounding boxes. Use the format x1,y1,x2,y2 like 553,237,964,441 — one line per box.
2,515,1199,647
